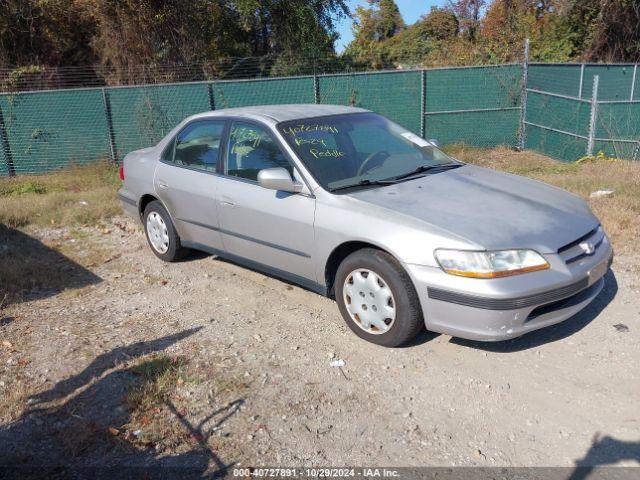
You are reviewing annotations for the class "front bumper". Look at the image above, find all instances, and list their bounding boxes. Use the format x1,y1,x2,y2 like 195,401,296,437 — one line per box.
405,239,613,342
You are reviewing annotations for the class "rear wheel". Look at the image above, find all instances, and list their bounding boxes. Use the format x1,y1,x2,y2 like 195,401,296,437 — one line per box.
143,200,187,262
335,248,424,347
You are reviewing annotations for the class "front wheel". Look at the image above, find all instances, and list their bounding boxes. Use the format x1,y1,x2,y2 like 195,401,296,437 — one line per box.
143,200,187,262
335,248,424,347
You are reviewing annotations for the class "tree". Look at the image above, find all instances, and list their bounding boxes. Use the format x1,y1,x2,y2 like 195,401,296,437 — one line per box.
421,7,459,41
447,0,486,42
376,0,406,40
344,0,405,68
481,0,574,62
0,0,349,83
562,0,640,62
80,0,215,83
348,0,405,45
384,21,434,65
383,8,459,66
0,0,94,68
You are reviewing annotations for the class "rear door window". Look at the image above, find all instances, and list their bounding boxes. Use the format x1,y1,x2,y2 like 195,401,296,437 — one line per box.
170,121,225,172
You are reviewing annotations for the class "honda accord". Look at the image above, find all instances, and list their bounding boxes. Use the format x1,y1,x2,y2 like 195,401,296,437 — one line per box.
118,105,612,347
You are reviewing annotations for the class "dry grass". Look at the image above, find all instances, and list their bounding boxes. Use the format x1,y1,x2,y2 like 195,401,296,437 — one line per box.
0,162,120,304
124,355,197,450
0,162,121,228
447,145,640,257
0,376,28,423
123,355,245,454
127,356,192,413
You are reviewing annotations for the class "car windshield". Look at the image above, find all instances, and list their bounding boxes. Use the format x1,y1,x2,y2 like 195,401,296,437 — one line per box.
277,112,461,191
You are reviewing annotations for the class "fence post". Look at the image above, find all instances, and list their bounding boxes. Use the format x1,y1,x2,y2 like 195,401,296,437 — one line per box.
0,103,15,176
586,75,600,157
313,74,320,104
207,83,216,110
518,38,530,151
578,64,585,99
630,64,637,101
420,70,426,138
101,88,117,164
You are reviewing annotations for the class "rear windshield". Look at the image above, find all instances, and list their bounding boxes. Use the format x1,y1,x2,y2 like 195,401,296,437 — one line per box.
277,112,458,191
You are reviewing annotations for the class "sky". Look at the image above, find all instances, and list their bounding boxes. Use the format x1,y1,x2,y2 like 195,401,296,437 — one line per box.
335,0,449,52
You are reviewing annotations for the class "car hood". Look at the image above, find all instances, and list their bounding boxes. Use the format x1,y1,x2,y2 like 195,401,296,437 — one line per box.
346,165,599,253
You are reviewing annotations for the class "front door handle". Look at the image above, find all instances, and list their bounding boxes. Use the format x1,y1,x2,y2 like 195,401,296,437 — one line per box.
220,196,235,207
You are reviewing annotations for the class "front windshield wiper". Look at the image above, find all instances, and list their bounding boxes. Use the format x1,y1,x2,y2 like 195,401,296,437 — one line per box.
392,163,463,181
329,178,397,192
329,163,464,192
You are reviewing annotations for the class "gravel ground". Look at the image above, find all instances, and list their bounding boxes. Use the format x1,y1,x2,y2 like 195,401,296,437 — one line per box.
1,217,639,474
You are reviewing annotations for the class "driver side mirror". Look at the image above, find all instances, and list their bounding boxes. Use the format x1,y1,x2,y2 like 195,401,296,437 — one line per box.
258,167,303,193
428,139,440,148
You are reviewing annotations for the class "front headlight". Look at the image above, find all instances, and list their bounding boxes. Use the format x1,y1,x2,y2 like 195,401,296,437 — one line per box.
434,249,550,278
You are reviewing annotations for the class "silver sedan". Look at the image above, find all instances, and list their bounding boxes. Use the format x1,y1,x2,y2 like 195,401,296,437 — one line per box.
118,105,613,347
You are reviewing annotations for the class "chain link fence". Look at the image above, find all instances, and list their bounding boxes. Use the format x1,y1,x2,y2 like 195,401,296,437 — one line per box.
1,52,639,176
525,61,640,161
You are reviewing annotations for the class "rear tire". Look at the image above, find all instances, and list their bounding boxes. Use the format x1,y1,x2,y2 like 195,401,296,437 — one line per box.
143,200,187,262
335,248,424,347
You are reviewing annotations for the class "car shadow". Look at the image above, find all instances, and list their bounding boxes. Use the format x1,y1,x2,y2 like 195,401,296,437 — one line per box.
0,225,102,308
402,329,441,348
451,269,618,353
178,249,212,263
568,433,640,480
0,327,240,479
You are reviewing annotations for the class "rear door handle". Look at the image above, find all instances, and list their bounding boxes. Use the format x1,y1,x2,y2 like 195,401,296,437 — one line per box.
157,180,168,189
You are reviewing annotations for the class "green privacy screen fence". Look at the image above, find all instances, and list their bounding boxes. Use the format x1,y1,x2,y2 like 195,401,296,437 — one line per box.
525,63,640,161
1,61,639,176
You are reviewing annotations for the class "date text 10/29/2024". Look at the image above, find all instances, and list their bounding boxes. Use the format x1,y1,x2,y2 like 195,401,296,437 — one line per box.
233,468,401,478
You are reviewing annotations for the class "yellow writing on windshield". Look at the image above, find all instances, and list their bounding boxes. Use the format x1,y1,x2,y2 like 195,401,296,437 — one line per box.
310,148,345,159
282,124,339,136
294,137,329,148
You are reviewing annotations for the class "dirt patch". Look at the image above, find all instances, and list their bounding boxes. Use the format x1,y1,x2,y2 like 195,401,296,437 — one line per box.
0,215,639,472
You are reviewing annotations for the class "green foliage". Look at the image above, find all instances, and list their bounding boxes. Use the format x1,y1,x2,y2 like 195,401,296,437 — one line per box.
1,0,639,82
421,8,459,41
384,21,434,66
344,0,405,68
344,0,640,70
382,8,459,66
0,181,47,197
0,0,95,68
0,0,349,81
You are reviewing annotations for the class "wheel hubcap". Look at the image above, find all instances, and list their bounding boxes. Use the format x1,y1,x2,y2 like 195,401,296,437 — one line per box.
343,269,396,335
146,212,170,254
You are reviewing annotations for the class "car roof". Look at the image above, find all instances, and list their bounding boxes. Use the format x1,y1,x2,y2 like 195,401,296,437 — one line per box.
186,104,371,124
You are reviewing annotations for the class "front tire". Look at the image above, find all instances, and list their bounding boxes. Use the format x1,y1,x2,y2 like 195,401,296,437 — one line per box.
335,248,424,347
143,200,186,262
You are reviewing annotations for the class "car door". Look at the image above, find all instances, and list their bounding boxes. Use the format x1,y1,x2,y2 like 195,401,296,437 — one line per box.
154,119,226,251
217,120,317,285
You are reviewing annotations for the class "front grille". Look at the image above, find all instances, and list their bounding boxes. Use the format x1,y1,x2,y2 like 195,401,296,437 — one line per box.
558,226,604,264
427,277,589,311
